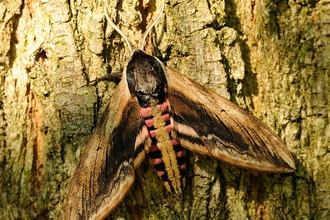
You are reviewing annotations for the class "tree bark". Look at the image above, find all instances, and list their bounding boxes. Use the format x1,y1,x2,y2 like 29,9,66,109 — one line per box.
0,0,329,219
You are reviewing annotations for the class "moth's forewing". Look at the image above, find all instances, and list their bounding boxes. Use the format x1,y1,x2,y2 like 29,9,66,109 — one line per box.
165,66,295,173
65,79,146,220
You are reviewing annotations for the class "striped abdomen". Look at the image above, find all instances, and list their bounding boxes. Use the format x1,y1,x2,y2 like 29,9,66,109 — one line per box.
140,100,186,194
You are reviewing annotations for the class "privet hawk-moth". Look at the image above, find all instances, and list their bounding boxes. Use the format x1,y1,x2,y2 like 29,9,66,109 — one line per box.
66,1,295,219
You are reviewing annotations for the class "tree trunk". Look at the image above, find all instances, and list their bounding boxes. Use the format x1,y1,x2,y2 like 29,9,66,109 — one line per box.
1,0,329,219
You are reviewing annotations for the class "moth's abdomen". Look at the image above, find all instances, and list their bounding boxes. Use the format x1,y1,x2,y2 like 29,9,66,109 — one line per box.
141,100,186,194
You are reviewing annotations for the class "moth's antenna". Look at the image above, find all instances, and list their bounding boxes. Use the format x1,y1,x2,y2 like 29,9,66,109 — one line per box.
104,4,133,54
141,0,165,50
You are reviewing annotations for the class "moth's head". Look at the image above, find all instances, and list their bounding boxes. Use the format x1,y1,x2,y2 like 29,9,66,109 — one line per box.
104,0,166,107
126,50,167,107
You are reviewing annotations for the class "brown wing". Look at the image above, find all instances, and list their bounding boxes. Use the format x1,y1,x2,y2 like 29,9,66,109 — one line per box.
65,79,148,220
165,67,295,173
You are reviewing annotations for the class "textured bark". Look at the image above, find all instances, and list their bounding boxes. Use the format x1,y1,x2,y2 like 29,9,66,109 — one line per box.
0,0,329,219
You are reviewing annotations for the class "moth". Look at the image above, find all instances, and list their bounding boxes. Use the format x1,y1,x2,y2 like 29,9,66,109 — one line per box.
66,1,295,219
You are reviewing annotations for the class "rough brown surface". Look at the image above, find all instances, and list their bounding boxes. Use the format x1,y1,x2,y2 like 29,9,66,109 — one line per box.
0,0,329,219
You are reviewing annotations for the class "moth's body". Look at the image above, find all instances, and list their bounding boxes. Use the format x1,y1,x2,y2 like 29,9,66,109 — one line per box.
128,51,186,194
65,3,295,220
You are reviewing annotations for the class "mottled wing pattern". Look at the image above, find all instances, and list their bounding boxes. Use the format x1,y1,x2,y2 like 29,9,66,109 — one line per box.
165,67,295,173
65,79,147,220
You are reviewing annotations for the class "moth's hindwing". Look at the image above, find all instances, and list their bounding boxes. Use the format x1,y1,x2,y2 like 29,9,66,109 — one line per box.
65,79,147,220
165,66,295,173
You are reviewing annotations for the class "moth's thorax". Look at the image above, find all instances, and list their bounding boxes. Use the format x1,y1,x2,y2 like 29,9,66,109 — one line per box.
140,100,186,194
126,50,167,107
